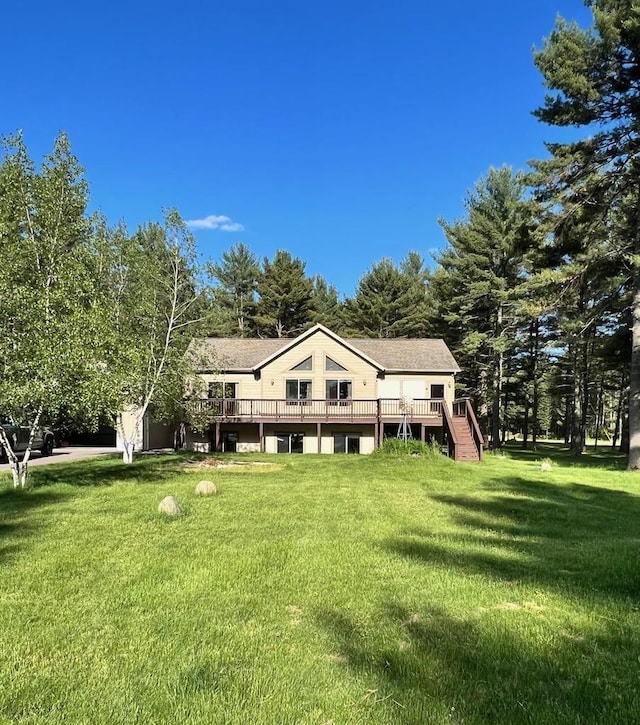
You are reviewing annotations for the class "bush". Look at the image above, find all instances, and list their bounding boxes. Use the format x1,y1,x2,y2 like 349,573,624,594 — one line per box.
376,438,442,457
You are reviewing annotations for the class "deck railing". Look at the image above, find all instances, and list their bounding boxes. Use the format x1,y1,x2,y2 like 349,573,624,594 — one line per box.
191,398,445,421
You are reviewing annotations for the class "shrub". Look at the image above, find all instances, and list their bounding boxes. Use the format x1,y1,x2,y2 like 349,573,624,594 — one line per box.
376,438,442,457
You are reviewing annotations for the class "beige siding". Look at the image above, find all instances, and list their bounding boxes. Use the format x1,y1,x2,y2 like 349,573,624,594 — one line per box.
200,372,260,398
258,330,378,400
378,373,455,406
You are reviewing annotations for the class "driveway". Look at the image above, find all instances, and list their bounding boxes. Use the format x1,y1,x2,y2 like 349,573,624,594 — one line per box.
0,446,118,470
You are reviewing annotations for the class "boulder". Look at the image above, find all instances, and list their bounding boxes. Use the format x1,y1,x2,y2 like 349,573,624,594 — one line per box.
195,480,218,496
158,495,181,516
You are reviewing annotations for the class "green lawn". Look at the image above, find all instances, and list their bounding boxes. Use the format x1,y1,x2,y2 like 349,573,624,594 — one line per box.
1,446,639,724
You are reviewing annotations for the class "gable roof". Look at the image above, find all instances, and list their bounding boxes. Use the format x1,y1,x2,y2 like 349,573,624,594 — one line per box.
187,324,460,374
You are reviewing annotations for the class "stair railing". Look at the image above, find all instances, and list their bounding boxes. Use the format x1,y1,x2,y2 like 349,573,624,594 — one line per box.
441,401,459,460
453,398,484,462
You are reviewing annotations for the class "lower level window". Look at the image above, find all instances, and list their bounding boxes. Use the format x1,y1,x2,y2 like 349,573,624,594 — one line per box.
277,432,304,454
334,433,360,454
222,431,238,453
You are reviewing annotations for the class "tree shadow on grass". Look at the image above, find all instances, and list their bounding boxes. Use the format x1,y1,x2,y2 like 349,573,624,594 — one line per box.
26,453,188,488
317,600,639,724
388,477,640,603
0,487,70,567
500,441,627,470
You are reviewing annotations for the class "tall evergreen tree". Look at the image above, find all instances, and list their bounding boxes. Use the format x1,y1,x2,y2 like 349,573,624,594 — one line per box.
254,250,314,338
310,275,344,332
431,166,532,448
207,242,259,337
533,1,640,468
343,252,431,338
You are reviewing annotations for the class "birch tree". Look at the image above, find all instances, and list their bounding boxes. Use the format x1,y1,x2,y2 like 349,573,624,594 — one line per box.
0,132,101,487
94,211,208,463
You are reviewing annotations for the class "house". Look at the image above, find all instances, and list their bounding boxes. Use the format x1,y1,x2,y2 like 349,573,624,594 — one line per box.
185,324,483,461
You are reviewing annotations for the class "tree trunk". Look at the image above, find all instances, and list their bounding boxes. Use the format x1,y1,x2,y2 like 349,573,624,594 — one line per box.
522,385,529,450
571,344,585,455
628,268,640,468
532,320,540,448
613,376,625,449
491,306,503,450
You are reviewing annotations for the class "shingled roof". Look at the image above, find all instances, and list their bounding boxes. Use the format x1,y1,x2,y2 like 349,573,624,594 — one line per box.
187,325,460,373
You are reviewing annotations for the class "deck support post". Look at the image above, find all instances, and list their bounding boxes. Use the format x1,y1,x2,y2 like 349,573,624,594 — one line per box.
317,422,322,453
215,422,221,452
259,422,265,453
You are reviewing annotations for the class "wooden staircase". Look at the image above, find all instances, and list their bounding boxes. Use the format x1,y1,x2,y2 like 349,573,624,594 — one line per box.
451,416,481,462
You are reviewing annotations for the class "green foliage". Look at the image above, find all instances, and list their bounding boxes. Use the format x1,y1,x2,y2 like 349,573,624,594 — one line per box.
376,437,442,457
207,242,259,337
0,131,102,430
343,251,432,337
310,274,345,331
532,2,640,465
254,249,315,337
431,166,535,447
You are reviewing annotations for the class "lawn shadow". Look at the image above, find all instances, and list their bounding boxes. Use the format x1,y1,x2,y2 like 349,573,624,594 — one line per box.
499,441,627,470
0,487,71,567
27,452,188,488
387,477,640,602
317,600,639,724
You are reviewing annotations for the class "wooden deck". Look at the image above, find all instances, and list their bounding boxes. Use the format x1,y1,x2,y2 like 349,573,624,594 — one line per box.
191,398,445,424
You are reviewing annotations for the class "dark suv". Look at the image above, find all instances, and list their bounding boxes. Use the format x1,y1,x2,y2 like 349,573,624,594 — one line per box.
0,423,55,461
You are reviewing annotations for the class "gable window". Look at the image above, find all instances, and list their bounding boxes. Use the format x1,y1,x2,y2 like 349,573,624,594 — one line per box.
326,379,352,405
277,432,304,454
291,356,313,371
326,356,348,372
286,379,312,405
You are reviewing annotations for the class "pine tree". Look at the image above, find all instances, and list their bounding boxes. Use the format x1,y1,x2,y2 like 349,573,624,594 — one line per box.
254,250,315,338
207,242,259,337
343,252,432,338
431,166,532,448
310,275,344,332
533,1,640,468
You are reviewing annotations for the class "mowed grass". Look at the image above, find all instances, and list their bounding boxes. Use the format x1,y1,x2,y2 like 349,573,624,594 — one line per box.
1,446,639,724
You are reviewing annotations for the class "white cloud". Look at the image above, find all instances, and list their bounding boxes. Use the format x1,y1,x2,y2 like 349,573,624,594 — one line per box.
186,214,244,232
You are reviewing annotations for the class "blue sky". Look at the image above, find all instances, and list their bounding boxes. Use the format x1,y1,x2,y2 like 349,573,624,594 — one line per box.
3,0,592,296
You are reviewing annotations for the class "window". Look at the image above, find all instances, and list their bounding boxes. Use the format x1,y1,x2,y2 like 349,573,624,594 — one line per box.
326,379,352,405
291,356,312,371
286,379,312,404
207,382,237,415
334,433,360,454
326,356,348,372
277,433,304,454
208,382,237,399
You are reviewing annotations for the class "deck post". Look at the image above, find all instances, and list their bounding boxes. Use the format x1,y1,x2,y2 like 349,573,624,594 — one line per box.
215,421,221,452
317,422,322,453
421,424,426,443
259,422,265,453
